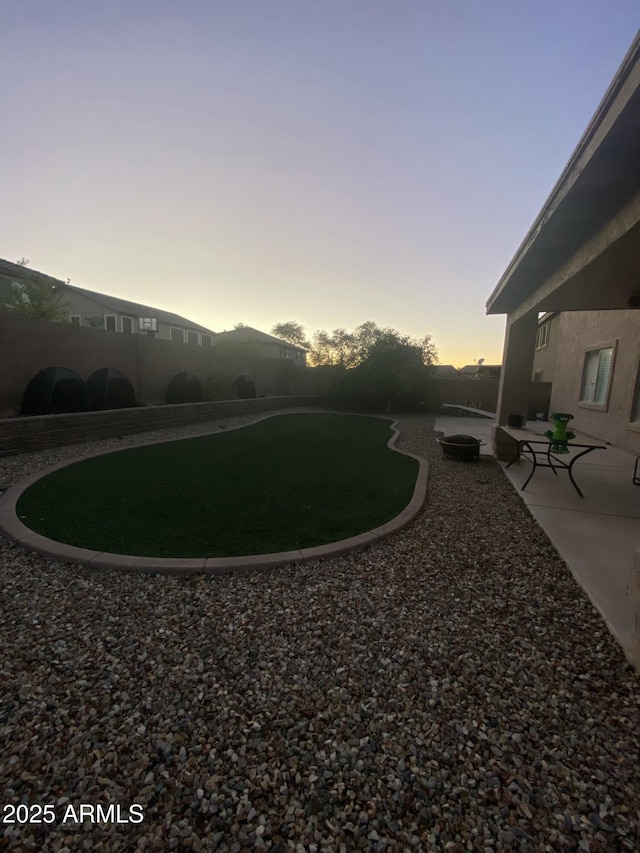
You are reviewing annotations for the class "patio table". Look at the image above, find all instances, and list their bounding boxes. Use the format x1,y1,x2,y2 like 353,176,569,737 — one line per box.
501,426,607,498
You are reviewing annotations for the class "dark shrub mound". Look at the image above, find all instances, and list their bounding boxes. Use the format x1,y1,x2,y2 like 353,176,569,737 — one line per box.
20,366,88,416
87,368,136,410
233,374,256,399
166,372,203,404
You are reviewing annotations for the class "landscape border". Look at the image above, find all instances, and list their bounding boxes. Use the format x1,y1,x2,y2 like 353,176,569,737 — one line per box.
0,412,429,576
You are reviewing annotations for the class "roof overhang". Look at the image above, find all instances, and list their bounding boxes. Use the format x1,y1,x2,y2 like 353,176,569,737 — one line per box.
487,31,640,317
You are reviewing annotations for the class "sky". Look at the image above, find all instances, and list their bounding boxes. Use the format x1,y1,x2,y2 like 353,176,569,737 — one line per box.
2,2,639,368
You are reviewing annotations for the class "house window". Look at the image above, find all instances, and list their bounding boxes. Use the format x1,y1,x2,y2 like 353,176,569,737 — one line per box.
122,316,133,334
201,334,212,347
171,327,185,343
535,323,550,350
69,315,81,326
580,346,614,405
105,314,117,332
533,369,543,382
187,331,199,345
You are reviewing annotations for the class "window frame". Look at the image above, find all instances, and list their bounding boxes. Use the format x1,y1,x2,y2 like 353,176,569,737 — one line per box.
121,316,134,334
535,323,550,350
171,327,185,343
201,334,212,347
187,330,199,346
104,314,117,332
578,340,617,412
69,315,81,326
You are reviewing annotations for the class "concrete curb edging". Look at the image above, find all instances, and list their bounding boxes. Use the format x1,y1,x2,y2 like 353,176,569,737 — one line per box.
0,412,429,576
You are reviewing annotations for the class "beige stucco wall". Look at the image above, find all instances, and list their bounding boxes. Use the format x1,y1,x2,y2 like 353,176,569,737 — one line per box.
548,309,640,452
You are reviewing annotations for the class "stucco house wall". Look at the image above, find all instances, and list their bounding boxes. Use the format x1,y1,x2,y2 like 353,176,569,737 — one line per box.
60,289,150,336
62,284,215,344
545,309,640,453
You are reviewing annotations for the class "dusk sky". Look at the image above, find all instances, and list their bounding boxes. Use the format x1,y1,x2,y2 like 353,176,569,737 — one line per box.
3,2,639,367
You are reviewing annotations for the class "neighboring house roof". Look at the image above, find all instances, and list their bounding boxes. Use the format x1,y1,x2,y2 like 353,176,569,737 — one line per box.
0,259,215,334
431,365,460,378
63,283,215,335
0,258,66,291
458,364,502,378
215,326,308,352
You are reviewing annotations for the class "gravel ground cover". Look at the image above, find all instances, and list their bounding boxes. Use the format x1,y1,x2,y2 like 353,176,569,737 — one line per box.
0,410,638,852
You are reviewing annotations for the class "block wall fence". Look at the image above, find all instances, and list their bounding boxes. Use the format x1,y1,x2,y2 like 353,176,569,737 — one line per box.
0,396,325,456
0,312,552,455
0,313,317,415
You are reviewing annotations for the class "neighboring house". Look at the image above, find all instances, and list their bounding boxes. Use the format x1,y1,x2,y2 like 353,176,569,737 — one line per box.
458,363,502,380
214,327,307,366
430,364,460,379
486,31,640,454
62,283,216,346
0,258,216,346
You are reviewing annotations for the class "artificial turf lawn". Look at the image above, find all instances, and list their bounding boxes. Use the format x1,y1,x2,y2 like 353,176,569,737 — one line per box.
16,413,419,558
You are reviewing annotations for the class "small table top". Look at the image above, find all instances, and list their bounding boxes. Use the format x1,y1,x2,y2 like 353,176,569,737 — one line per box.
500,425,607,451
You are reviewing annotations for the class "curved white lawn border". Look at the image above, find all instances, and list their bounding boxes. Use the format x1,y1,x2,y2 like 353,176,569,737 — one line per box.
0,412,428,576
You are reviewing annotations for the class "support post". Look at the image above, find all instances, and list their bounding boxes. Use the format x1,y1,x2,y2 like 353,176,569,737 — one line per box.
492,309,538,459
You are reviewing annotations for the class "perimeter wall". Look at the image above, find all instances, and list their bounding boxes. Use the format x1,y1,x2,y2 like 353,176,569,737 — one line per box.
0,313,314,415
0,396,324,456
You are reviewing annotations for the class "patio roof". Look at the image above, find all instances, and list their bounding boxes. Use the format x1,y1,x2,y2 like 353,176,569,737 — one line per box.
486,31,640,319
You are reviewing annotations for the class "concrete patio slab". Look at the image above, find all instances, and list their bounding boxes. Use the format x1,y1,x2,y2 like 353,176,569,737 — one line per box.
529,506,638,649
433,414,495,455
504,454,640,513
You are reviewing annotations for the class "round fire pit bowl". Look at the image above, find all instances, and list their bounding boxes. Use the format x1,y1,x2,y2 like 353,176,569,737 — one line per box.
436,434,486,461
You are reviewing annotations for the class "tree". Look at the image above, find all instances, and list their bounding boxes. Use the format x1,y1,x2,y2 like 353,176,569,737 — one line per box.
271,318,438,408
355,331,427,395
271,321,310,350
9,260,69,321
418,334,439,367
304,320,437,370
310,327,360,367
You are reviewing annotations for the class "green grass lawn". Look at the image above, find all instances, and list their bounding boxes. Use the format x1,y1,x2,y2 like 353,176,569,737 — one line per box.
16,413,419,558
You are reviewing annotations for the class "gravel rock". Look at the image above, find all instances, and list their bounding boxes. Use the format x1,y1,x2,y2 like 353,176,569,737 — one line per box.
1,411,639,851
